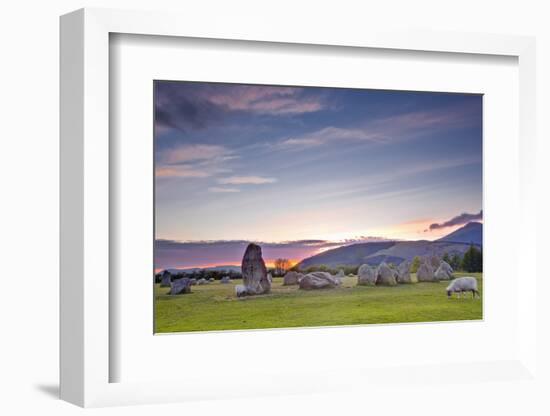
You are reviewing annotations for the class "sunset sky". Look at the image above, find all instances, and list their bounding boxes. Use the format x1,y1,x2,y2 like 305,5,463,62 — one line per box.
154,81,482,270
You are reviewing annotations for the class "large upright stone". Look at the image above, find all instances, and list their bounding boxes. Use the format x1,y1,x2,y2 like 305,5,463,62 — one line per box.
357,264,376,286
299,272,341,290
429,255,441,270
169,278,192,295
434,261,453,280
160,271,171,287
376,262,397,286
241,243,271,295
397,261,413,283
417,261,435,282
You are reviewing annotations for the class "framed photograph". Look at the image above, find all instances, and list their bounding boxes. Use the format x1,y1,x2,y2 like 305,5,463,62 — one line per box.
153,80,484,334
60,8,538,408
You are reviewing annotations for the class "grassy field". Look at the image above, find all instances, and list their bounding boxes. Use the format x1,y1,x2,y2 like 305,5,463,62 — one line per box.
155,273,482,333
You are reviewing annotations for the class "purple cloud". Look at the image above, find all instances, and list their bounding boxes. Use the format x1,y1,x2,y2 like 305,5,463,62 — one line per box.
428,210,483,231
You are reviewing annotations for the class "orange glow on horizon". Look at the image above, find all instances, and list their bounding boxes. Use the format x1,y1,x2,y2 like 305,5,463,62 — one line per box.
156,259,300,273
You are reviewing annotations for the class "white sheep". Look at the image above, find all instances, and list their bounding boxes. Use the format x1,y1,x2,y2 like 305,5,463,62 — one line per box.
446,276,480,299
235,284,248,298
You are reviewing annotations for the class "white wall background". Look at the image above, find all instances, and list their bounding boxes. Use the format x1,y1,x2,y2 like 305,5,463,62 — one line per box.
0,1,548,415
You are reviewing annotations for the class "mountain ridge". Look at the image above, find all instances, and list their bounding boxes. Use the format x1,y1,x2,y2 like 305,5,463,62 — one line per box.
296,222,482,269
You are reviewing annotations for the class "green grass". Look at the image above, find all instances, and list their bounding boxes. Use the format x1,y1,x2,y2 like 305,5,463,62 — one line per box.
155,273,483,333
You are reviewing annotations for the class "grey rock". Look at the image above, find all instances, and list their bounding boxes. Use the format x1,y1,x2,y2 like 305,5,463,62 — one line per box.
283,271,303,286
397,261,413,283
357,264,376,286
429,255,441,270
241,243,271,295
197,278,207,285
417,261,436,282
160,271,171,287
299,272,341,290
434,261,453,280
376,262,397,286
235,284,248,297
168,278,192,295
220,276,231,284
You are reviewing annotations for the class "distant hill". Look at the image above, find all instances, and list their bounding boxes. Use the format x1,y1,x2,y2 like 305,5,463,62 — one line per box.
166,265,241,274
296,223,482,269
437,221,482,245
297,241,395,269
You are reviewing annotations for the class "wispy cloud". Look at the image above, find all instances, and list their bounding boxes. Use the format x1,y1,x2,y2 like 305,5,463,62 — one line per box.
155,83,327,133
156,144,236,179
428,210,483,231
277,105,478,150
156,166,214,178
208,187,241,193
279,126,385,149
164,144,235,164
209,86,324,115
218,176,277,185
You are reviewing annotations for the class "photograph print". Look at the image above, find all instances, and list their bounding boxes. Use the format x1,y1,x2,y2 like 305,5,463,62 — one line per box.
154,81,483,333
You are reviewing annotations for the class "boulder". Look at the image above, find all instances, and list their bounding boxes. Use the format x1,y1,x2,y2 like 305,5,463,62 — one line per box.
283,271,303,286
434,261,453,280
197,278,207,285
429,255,441,269
160,271,171,287
357,264,376,286
241,243,271,295
168,278,191,295
376,262,397,286
220,276,231,284
417,261,436,282
189,278,197,286
299,272,341,290
235,284,248,297
336,269,345,278
439,260,454,275
396,261,413,283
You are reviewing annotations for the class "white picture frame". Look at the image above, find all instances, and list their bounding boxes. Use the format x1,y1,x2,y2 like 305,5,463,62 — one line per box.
60,7,538,408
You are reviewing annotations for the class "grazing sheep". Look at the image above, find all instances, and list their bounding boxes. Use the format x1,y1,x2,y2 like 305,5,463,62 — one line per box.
446,276,480,299
235,284,248,297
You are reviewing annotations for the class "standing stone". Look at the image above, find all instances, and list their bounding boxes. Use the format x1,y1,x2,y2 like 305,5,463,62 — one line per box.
169,278,191,295
396,261,413,283
439,260,453,275
376,262,397,286
220,276,231,284
357,264,376,286
189,278,197,286
283,271,303,286
336,269,345,278
299,272,341,290
160,271,171,287
417,261,436,282
241,243,271,295
429,255,441,270
434,261,453,280
197,278,207,285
